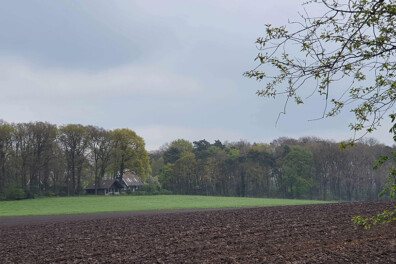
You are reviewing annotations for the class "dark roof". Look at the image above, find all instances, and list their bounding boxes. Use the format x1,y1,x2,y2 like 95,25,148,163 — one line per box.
122,172,144,187
85,179,123,190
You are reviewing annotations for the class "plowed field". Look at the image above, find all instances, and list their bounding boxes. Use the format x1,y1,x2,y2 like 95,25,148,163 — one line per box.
1,202,395,263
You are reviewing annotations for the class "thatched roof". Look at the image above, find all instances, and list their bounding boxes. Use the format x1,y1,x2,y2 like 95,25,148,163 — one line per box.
122,172,144,187
85,179,123,190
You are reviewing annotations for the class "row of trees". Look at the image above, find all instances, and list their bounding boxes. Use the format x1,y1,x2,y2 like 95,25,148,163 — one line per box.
151,137,394,201
1,120,392,202
0,120,151,199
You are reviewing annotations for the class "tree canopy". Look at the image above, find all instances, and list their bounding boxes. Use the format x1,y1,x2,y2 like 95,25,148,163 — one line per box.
245,0,396,141
0,121,151,199
245,0,396,227
151,137,392,200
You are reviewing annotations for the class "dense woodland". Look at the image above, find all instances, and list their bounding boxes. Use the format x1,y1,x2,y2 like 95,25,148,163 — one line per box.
151,138,394,201
0,120,394,201
0,121,151,200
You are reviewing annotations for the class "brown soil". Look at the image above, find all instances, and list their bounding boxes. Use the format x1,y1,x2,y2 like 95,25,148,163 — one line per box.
1,202,395,263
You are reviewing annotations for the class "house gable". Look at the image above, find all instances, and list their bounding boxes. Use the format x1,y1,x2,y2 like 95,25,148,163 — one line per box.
120,171,144,191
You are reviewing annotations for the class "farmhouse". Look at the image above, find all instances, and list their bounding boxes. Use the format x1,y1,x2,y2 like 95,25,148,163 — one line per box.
85,179,123,195
119,171,144,191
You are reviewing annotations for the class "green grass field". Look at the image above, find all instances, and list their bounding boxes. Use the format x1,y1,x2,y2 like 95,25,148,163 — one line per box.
0,195,332,217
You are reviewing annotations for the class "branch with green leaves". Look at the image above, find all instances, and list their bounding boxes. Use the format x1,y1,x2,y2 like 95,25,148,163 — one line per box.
353,113,396,228
244,0,396,143
353,208,396,229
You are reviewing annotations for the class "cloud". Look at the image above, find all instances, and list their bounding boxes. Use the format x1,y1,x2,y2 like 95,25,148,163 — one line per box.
0,56,203,103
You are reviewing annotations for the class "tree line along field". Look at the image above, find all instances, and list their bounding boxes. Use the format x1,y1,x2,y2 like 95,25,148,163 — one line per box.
151,137,393,201
0,121,151,200
0,195,330,217
1,121,394,203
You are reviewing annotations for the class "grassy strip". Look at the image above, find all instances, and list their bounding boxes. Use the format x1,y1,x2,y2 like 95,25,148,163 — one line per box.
0,195,331,217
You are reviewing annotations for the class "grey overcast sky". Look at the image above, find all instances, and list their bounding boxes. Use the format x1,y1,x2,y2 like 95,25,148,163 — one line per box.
0,0,393,150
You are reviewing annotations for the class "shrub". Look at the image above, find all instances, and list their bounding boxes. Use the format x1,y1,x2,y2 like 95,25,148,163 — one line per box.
43,191,56,197
158,189,172,195
131,191,148,196
4,187,27,200
141,182,160,193
127,188,172,196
